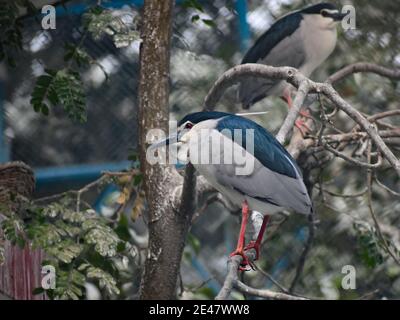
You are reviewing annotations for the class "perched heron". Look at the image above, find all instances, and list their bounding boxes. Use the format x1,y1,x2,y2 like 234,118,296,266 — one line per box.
151,111,312,269
238,2,346,133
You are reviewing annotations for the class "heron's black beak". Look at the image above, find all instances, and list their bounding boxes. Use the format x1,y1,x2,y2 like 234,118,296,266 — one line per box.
148,132,179,151
330,12,347,21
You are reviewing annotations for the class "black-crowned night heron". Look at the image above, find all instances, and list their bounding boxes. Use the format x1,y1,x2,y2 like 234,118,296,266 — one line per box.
238,2,345,133
151,111,312,269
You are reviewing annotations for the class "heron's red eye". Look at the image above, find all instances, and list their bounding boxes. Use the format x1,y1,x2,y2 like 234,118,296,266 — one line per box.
185,122,193,129
321,10,329,17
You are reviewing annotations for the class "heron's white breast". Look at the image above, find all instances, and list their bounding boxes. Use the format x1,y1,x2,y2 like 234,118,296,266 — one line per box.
299,14,338,76
187,128,284,214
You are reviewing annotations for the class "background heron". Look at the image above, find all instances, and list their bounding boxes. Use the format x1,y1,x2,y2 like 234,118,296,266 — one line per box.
238,2,346,134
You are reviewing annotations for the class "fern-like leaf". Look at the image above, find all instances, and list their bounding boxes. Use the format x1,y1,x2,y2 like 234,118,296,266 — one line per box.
31,69,87,122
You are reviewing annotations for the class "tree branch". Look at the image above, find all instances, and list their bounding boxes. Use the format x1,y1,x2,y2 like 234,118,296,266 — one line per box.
276,80,310,143
326,62,400,84
203,64,400,176
216,252,307,300
138,0,179,300
215,212,308,300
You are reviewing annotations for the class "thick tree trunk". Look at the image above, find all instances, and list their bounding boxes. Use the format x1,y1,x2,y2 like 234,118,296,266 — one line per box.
138,0,196,300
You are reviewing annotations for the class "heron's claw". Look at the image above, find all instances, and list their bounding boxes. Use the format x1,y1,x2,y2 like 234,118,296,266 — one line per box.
244,240,260,260
295,119,312,137
299,108,312,119
229,250,254,272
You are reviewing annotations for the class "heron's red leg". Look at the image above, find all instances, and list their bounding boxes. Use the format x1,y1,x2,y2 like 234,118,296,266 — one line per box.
281,89,293,108
294,119,312,137
281,91,312,136
244,215,270,260
229,200,251,269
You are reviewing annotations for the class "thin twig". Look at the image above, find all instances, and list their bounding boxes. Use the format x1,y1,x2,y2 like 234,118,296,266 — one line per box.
320,139,383,169
252,262,289,293
366,140,400,266
374,175,400,197
34,174,111,204
315,185,368,198
289,211,315,293
326,62,400,84
234,279,308,300
215,254,307,300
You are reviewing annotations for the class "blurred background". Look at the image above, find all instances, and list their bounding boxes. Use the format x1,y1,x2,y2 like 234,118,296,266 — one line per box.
1,0,400,299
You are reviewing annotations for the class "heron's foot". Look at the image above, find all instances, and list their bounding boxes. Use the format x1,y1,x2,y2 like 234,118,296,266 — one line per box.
295,118,312,137
244,240,260,260
229,250,254,271
299,108,312,119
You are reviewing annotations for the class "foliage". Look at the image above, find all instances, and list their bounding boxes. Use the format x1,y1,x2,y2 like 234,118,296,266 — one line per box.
0,0,36,66
83,6,141,48
182,0,216,28
25,4,140,122
0,197,135,299
31,69,86,122
353,220,386,268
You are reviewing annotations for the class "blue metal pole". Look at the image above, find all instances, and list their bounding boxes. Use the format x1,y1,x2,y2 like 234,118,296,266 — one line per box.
235,0,251,53
190,256,221,295
34,161,131,189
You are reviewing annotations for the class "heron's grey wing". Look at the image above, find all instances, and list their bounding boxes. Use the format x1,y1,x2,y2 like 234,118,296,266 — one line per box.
239,14,306,107
213,159,312,214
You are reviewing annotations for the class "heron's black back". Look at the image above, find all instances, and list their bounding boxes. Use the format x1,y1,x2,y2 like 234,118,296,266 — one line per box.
216,114,301,179
242,11,303,64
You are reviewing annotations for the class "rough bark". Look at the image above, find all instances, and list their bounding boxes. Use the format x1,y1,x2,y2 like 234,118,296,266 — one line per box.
138,0,196,300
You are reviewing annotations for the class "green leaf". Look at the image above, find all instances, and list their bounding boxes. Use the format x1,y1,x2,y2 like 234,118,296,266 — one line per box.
83,220,120,257
83,6,140,48
78,263,91,271
32,287,45,295
116,241,126,253
201,19,216,28
133,174,142,186
354,221,385,268
31,69,87,122
191,14,200,22
187,233,201,255
46,240,83,264
31,70,57,116
63,43,91,67
85,265,120,295
114,214,131,241
182,0,204,12
16,237,26,249
52,69,87,122
41,104,49,116
1,215,25,247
